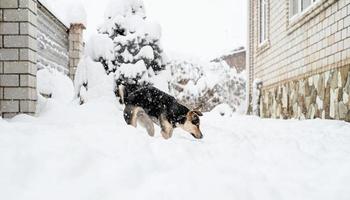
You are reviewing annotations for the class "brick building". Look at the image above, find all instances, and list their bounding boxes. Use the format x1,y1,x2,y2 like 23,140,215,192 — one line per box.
0,0,85,118
248,0,350,121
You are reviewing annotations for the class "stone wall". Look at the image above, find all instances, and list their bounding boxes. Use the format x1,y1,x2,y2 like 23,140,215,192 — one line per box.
260,65,350,121
0,0,38,118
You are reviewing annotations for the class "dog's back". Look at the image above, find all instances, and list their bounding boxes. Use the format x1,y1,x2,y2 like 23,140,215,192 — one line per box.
125,86,178,118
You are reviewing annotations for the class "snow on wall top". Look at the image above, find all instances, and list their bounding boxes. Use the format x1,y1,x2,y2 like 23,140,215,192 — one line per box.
39,0,87,27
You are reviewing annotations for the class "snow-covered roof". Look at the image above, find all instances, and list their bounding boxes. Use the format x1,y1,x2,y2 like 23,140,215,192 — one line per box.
38,0,87,28
220,46,246,58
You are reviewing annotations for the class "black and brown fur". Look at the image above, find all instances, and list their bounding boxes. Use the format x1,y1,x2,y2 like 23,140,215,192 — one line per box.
122,86,203,139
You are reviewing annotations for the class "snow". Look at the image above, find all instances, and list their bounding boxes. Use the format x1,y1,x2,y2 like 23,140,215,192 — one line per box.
100,1,161,43
136,45,155,60
2,1,349,199
142,19,162,41
1,92,350,199
86,34,114,61
36,68,74,102
74,56,115,101
39,0,87,27
116,60,149,82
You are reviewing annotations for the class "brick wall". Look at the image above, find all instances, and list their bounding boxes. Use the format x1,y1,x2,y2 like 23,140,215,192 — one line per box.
248,0,350,121
68,23,85,80
247,0,256,114
0,0,38,118
0,0,85,118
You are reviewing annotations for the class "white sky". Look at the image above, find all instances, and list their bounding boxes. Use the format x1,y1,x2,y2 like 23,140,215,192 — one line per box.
82,0,247,61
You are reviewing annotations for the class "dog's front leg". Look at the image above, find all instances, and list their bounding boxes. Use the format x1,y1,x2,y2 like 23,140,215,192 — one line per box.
160,114,173,139
124,106,139,128
137,110,155,137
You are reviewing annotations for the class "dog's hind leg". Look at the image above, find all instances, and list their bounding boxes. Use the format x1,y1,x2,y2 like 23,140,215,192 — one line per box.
160,114,173,139
137,110,155,137
124,106,155,137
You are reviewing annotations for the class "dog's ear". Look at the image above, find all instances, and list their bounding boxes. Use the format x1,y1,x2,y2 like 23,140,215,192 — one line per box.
193,111,203,116
192,105,203,116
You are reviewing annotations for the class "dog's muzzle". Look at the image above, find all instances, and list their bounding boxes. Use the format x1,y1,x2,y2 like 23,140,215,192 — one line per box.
191,132,203,139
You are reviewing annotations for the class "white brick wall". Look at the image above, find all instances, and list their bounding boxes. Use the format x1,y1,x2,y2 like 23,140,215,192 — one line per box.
0,22,19,34
0,49,18,60
0,100,19,113
0,75,19,86
0,0,38,118
3,61,36,74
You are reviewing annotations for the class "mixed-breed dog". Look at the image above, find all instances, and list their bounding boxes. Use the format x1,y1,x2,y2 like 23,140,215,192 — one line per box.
118,84,203,140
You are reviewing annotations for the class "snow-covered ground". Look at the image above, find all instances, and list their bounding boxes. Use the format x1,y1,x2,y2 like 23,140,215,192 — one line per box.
1,95,350,200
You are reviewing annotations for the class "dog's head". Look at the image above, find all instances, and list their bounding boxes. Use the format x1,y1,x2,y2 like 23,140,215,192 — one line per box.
180,110,203,139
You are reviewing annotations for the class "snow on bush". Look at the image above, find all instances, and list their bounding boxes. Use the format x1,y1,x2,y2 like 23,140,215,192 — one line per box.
75,0,167,103
74,57,115,104
168,60,246,113
37,67,74,102
211,103,234,117
36,67,75,115
86,33,114,62
99,0,166,75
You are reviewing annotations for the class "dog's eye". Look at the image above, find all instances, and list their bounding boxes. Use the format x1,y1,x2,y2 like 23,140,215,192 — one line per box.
192,116,199,125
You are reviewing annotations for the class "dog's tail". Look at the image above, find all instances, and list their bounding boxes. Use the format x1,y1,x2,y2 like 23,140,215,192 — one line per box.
117,84,126,104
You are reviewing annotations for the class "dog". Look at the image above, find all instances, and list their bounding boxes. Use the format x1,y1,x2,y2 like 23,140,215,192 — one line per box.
122,86,203,139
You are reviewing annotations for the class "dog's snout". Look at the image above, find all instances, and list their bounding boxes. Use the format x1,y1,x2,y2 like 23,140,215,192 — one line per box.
198,132,203,139
191,132,203,139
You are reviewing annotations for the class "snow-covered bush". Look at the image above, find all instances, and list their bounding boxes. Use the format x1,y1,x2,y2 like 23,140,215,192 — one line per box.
75,0,167,103
74,56,115,104
37,68,74,102
36,67,75,115
168,60,246,113
211,103,234,117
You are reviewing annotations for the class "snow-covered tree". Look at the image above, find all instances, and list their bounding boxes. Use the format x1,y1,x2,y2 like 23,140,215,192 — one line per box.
75,0,167,103
99,0,166,90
